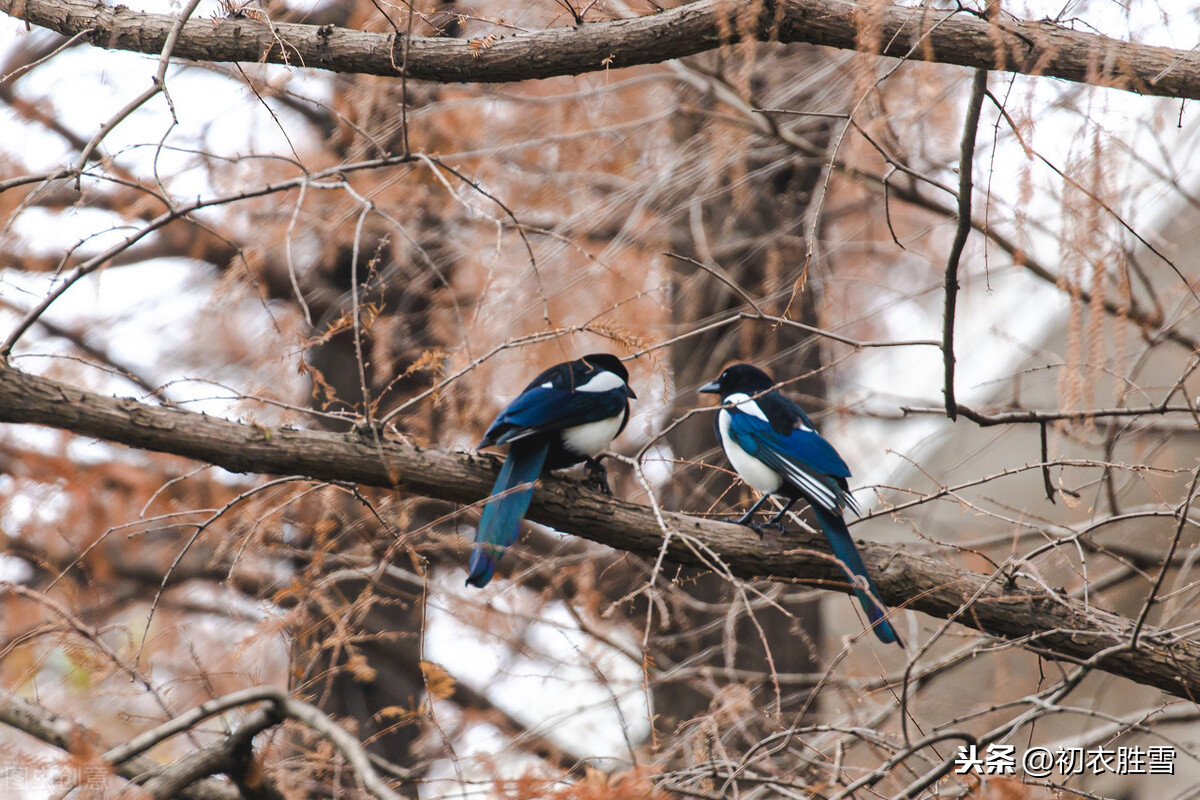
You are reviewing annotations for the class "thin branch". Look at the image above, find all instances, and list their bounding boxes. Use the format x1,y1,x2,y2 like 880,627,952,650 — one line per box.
1132,467,1200,648
1039,421,1056,504
664,251,765,315
676,60,1200,354
70,0,201,177
0,152,416,358
103,689,284,766
136,708,283,800
0,692,245,800
0,297,165,400
1,684,404,800
900,401,1198,426
273,691,407,800
941,69,987,421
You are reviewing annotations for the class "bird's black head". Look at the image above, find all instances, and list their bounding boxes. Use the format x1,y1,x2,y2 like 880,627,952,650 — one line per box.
699,363,774,398
581,353,636,398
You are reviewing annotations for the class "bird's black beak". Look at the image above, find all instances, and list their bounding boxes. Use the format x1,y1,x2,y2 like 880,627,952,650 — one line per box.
625,385,638,399
698,380,720,395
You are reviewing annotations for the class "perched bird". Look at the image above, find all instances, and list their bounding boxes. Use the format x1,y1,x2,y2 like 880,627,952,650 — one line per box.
700,364,900,645
468,353,636,588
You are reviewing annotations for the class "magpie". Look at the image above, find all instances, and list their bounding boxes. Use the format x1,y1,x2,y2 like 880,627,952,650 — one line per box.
468,353,636,588
700,364,900,645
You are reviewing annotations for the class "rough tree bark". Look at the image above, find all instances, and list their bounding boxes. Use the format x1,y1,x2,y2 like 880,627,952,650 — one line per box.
1,0,1198,97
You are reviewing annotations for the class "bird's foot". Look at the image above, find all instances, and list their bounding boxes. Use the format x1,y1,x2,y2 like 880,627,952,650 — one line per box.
731,516,787,537
583,458,613,496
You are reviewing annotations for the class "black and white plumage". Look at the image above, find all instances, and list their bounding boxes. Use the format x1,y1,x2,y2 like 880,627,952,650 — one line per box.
700,363,900,645
468,353,636,588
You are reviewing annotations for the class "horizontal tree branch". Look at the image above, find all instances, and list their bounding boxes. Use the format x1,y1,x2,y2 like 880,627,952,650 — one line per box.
900,402,1200,425
1,366,1198,701
2,0,1199,99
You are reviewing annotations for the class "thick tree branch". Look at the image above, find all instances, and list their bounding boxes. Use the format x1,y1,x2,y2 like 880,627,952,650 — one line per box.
135,708,283,800
2,0,1200,99
1,366,1198,700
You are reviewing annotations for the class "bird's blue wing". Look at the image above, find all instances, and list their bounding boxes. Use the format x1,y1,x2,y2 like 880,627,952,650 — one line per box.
725,410,895,644
725,410,854,513
483,385,626,445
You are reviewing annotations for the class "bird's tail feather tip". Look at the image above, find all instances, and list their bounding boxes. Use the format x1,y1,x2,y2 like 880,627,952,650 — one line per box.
864,603,903,646
465,549,495,588
872,619,903,646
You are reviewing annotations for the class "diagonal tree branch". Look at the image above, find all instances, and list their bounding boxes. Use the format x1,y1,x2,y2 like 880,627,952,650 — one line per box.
1,365,1198,700
0,691,248,800
2,0,1200,99
0,685,412,799
134,708,283,800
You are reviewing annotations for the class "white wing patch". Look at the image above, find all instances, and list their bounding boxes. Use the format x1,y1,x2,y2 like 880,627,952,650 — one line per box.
723,393,769,422
575,370,626,393
777,457,838,512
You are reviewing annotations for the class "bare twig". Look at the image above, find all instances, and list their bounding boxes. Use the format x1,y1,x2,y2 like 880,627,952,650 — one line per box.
941,69,987,421
1132,466,1200,648
0,692,244,800
71,0,201,176
900,401,1199,426
664,251,765,315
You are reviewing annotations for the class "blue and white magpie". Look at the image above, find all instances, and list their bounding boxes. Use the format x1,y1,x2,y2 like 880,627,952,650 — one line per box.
700,364,900,645
468,353,636,588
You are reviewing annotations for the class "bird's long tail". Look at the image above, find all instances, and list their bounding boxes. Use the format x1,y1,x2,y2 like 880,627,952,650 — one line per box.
812,505,902,646
467,439,551,588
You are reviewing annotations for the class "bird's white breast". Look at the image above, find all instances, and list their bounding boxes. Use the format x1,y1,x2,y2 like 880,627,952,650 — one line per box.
718,409,781,493
562,409,626,457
